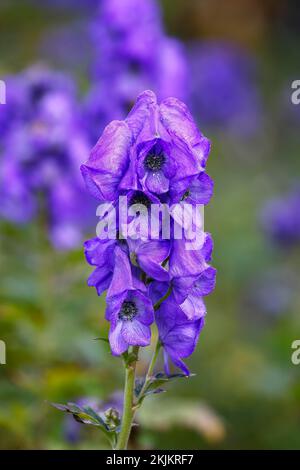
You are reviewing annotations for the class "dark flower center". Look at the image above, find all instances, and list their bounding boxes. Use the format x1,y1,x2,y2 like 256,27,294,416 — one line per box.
119,301,138,321
181,190,190,201
30,83,50,104
130,191,151,208
144,150,166,172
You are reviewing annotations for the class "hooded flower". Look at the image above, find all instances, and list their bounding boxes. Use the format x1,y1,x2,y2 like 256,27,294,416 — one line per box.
156,297,205,376
81,90,210,202
106,288,154,355
169,233,216,319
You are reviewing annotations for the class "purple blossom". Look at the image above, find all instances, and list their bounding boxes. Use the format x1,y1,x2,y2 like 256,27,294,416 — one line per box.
156,298,205,376
106,288,154,356
81,90,210,202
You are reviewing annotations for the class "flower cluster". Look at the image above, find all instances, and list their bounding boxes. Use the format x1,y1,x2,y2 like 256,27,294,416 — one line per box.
82,90,216,375
84,0,188,143
0,66,95,250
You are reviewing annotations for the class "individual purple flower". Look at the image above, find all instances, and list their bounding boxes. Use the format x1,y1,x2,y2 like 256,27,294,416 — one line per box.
260,186,300,248
84,232,170,298
106,288,154,356
155,297,205,376
170,233,216,319
150,233,216,320
189,42,262,137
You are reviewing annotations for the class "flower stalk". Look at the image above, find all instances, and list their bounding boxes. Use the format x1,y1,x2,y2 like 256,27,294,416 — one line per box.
116,347,139,450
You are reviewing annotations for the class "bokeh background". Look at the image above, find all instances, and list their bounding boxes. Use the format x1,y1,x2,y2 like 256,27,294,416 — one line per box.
1,0,300,450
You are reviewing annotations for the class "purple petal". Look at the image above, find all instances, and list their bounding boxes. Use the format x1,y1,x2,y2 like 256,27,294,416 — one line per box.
107,246,133,299
109,321,129,356
194,266,217,296
189,173,214,205
145,170,169,194
81,120,131,200
159,97,211,168
180,294,206,320
121,320,151,346
87,267,112,296
126,90,157,140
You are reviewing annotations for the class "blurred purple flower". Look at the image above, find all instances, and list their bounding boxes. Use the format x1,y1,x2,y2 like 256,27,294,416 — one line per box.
84,0,189,142
243,269,296,321
0,66,95,250
189,42,262,137
260,186,300,248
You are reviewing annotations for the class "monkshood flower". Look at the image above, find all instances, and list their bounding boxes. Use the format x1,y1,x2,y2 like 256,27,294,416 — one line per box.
260,186,300,248
55,89,215,450
0,66,95,250
106,286,154,356
189,42,262,137
81,90,210,202
155,297,205,376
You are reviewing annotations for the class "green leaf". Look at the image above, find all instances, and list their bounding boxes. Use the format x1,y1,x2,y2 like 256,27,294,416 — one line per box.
136,372,191,406
93,337,110,344
50,401,118,447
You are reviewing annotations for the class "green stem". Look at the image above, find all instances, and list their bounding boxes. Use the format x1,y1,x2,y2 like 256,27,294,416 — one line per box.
154,285,172,311
137,339,161,403
116,348,139,450
115,285,170,450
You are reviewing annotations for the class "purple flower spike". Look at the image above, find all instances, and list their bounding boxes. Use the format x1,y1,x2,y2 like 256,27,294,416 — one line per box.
82,88,215,363
156,298,205,376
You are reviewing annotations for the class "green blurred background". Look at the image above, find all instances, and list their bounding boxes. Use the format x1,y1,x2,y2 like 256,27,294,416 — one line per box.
0,0,300,450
